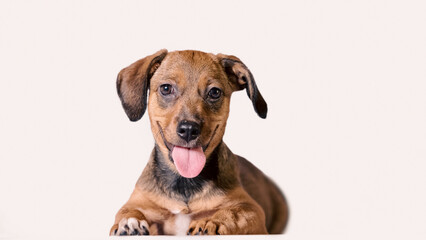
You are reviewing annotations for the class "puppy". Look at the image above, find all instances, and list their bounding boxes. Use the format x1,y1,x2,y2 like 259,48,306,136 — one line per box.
110,49,288,235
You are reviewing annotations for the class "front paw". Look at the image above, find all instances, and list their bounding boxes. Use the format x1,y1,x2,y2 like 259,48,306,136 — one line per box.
187,219,233,235
110,217,150,236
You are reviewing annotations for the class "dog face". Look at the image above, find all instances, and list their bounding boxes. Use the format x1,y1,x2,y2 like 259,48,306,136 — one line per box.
148,51,231,161
117,49,267,178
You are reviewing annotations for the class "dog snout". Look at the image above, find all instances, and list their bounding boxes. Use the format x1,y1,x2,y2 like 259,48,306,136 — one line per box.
177,121,200,142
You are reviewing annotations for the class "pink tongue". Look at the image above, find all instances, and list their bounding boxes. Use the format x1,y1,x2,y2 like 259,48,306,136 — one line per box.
171,146,206,178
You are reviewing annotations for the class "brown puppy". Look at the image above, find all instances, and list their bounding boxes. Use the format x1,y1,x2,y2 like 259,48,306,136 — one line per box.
110,49,288,235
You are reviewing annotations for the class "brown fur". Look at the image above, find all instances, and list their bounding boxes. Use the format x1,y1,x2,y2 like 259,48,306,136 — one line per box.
111,50,288,235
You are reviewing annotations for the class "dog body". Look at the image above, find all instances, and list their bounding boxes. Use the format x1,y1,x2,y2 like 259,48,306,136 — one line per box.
110,50,288,235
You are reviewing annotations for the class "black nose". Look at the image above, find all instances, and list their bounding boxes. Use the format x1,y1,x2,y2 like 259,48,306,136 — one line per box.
177,121,200,142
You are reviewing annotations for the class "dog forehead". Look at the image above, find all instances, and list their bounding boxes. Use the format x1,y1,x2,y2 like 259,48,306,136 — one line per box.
156,50,225,83
166,50,216,66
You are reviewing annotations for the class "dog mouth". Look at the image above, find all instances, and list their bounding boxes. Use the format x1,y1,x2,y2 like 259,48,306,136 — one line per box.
156,122,219,178
156,121,219,153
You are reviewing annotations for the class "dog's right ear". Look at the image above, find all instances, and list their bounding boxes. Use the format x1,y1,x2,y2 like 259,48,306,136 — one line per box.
217,54,268,119
117,49,168,121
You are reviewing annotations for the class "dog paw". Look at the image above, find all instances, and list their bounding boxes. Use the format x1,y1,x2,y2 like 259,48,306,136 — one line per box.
187,219,232,235
111,217,150,236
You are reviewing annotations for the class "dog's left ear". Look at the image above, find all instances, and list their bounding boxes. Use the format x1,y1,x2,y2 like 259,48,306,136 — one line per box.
117,49,168,121
217,54,268,119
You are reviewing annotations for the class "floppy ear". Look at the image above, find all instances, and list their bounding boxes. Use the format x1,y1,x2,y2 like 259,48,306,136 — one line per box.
217,54,268,119
117,49,168,121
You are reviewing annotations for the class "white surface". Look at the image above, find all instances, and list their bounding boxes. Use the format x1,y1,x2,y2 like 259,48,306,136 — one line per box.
1,0,426,239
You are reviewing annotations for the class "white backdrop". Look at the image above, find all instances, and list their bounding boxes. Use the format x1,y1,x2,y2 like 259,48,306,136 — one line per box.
1,0,425,239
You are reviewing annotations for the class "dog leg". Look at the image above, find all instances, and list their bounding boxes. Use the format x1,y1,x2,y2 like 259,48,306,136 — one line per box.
187,189,268,235
187,204,267,235
110,207,150,236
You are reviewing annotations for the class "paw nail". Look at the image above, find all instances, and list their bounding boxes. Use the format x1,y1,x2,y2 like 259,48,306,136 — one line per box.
142,226,149,235
130,229,139,235
194,228,202,235
119,231,127,236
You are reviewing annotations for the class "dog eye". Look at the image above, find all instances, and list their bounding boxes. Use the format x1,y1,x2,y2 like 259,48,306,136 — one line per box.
208,87,222,100
160,84,173,96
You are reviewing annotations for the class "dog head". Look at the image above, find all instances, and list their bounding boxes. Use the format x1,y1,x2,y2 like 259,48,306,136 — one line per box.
117,49,267,178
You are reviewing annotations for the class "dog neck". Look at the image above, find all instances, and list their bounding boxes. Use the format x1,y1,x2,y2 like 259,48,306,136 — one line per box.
140,141,239,203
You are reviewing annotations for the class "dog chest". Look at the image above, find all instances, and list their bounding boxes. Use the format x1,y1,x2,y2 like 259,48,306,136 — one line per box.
162,210,191,235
